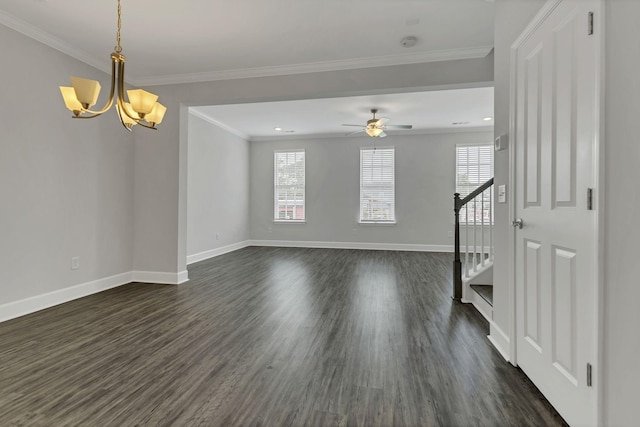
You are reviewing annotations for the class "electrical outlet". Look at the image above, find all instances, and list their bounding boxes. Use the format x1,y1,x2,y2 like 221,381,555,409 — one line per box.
216,233,220,240
71,257,80,270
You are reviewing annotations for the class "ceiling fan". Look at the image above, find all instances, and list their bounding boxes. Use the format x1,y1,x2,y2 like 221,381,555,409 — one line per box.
342,109,413,138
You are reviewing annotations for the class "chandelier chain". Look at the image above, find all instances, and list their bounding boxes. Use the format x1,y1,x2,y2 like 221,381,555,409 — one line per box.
115,0,122,53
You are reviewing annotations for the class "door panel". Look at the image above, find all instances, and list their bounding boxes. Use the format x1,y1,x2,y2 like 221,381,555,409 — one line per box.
524,239,542,351
552,14,578,207
524,47,542,207
551,245,577,381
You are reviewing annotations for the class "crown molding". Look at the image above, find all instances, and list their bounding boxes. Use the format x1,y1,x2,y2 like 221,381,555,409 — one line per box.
1,10,492,88
248,126,493,142
189,108,250,141
137,46,494,86
0,10,114,78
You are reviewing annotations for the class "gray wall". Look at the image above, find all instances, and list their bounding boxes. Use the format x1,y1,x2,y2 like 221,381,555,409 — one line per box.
135,53,494,277
250,132,492,247
0,25,134,305
491,0,545,355
603,2,640,425
187,114,249,257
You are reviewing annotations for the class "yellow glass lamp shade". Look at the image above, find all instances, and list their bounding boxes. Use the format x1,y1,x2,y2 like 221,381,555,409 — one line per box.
59,86,83,113
366,126,384,137
58,0,168,130
127,89,159,116
117,102,137,127
146,102,167,125
70,77,101,108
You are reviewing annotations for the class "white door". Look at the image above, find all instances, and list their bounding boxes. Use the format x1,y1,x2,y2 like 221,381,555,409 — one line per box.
514,1,600,425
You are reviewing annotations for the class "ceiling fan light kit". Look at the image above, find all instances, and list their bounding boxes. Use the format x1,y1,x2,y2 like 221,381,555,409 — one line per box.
366,126,385,138
343,108,412,138
59,0,166,131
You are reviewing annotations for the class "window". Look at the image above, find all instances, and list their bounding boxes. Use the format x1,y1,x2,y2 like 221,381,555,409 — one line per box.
360,147,395,223
456,144,494,224
274,150,305,221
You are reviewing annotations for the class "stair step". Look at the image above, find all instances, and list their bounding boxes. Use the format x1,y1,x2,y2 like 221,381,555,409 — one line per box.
470,284,493,306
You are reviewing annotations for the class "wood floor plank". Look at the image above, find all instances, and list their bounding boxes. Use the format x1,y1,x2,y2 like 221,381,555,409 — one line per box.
0,247,567,426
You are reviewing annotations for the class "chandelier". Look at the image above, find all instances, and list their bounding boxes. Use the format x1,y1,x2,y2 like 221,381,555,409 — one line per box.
59,0,166,131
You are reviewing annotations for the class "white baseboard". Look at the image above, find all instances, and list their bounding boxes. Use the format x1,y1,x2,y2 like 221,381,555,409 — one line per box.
488,321,511,362
187,240,251,265
249,240,454,252
176,270,189,284
131,270,189,285
0,272,132,323
0,241,451,324
0,268,192,324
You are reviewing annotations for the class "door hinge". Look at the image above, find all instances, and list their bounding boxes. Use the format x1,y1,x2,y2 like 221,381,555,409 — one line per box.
587,363,593,387
588,12,594,35
587,188,594,210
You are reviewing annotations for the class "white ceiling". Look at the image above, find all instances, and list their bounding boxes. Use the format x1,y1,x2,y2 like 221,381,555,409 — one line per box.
191,87,494,140
0,0,494,85
0,0,496,137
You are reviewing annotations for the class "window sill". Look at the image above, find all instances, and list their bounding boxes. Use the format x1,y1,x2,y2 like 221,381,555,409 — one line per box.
358,221,396,226
273,220,306,224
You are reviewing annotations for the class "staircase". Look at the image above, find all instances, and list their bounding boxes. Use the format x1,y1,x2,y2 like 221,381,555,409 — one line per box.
453,178,494,321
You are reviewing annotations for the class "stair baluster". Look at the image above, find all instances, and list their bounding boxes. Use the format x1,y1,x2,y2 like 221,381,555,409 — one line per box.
452,177,494,300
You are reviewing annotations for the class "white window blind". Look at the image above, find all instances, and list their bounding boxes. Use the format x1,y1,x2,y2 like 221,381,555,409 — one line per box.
360,147,395,223
274,150,305,221
456,144,494,224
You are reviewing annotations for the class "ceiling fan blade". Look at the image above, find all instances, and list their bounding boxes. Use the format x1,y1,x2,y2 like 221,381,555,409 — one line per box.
342,124,365,127
385,124,413,129
347,129,366,136
376,117,390,125
378,132,387,138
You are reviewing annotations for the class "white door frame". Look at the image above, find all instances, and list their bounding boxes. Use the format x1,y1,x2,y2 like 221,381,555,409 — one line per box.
506,0,605,424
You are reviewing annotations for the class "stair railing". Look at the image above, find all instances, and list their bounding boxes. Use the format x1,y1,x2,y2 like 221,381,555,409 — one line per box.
453,177,494,300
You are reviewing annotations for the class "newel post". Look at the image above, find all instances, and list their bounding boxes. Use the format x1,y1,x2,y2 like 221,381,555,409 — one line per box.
453,193,462,301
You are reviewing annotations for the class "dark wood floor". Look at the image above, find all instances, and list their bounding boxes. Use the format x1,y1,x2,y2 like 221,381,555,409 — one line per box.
0,247,566,426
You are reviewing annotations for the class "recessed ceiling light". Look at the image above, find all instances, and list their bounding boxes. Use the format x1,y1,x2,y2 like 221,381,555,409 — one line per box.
483,116,493,121
274,127,282,131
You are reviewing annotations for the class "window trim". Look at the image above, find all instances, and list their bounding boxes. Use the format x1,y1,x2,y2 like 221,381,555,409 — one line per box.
274,149,306,223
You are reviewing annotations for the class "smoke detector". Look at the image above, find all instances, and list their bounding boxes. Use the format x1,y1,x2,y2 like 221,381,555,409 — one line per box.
401,36,418,48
